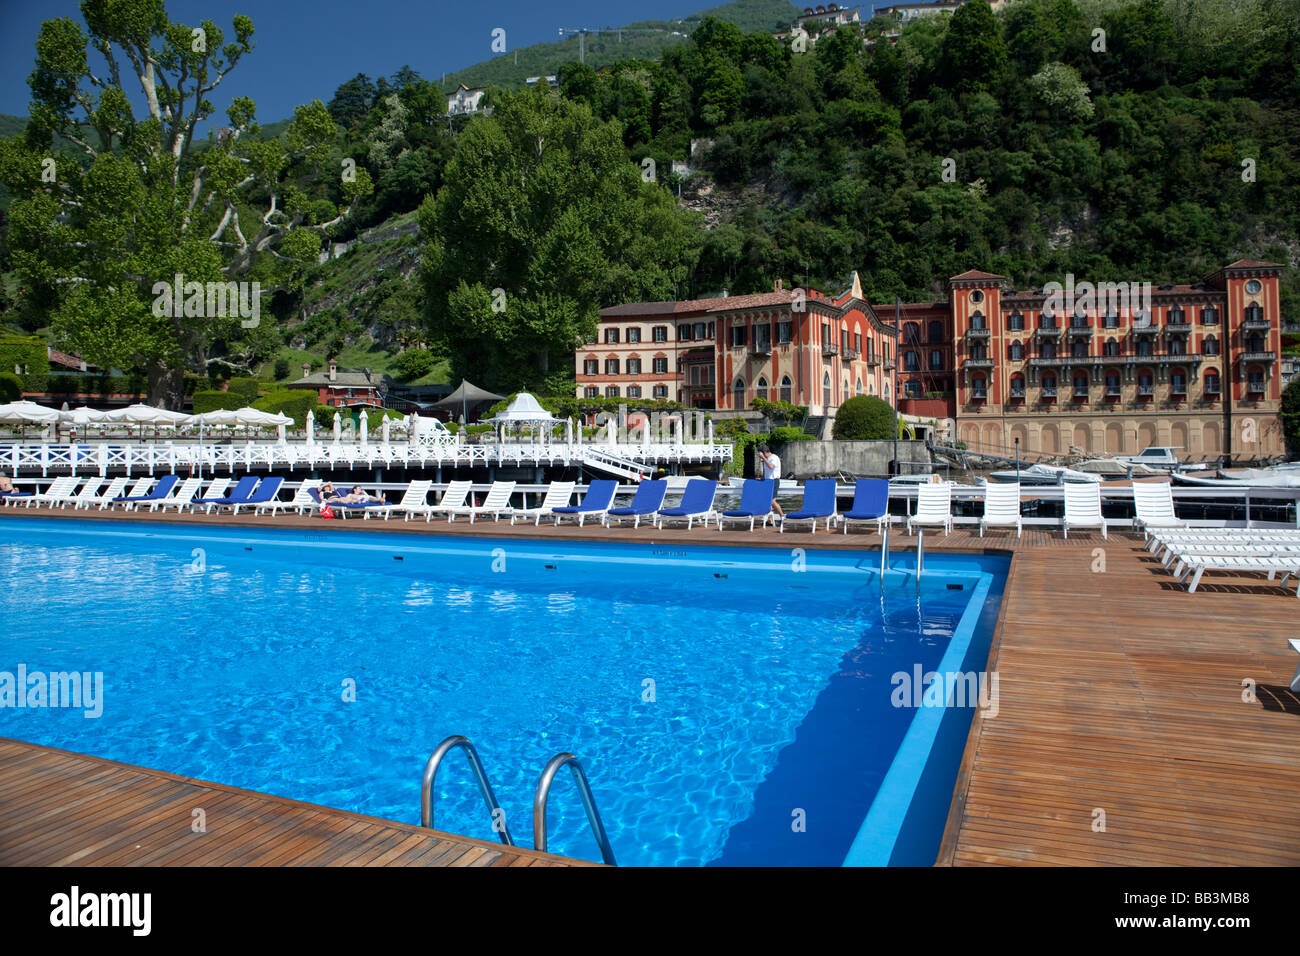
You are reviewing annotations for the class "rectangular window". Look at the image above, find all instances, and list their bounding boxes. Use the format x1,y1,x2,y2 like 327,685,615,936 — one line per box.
678,324,692,341
653,385,668,399
904,381,922,398
821,322,830,344
1138,375,1153,396
1008,313,1024,331
696,322,708,340
605,328,620,344
584,386,599,398
627,358,641,375
1171,374,1186,394
1205,373,1220,394
653,326,668,343
605,386,619,398
1248,373,1265,392
627,327,641,344
605,358,619,375
626,385,642,398
1010,381,1025,398
731,325,748,348
778,321,792,344
972,381,987,398
653,357,668,374
1201,307,1219,325
583,359,598,375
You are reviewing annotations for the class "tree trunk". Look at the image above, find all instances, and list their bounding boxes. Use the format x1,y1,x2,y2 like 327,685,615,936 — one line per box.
148,362,185,410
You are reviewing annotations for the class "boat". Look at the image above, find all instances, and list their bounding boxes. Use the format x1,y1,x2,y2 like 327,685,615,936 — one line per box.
1172,465,1300,488
987,463,1101,485
1113,446,1212,472
1074,458,1163,478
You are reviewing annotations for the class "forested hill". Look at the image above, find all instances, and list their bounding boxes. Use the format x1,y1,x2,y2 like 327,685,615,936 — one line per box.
436,0,800,91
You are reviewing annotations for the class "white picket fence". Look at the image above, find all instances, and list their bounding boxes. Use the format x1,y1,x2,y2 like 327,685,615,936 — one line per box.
0,439,732,477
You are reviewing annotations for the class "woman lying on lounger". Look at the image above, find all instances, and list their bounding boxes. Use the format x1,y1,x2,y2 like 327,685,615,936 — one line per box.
0,472,16,495
320,481,384,504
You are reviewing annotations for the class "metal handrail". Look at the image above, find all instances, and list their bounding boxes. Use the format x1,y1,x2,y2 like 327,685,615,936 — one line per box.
533,753,618,866
421,735,515,846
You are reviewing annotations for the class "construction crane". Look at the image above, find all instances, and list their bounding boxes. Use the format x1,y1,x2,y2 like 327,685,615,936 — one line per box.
556,25,686,65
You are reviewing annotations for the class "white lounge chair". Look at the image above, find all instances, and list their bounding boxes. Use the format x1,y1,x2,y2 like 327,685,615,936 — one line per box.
907,481,952,536
1175,554,1300,595
1290,639,1300,693
362,480,430,520
422,480,473,523
1131,481,1185,538
254,478,322,517
104,477,151,510
64,477,104,510
979,482,1021,537
1062,482,1106,539
510,482,575,525
449,480,516,523
25,476,80,509
1165,542,1300,574
78,477,128,510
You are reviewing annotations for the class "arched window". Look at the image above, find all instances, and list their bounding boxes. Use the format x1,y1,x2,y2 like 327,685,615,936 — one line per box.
971,376,987,400
756,377,768,402
1170,368,1187,396
1073,374,1089,399
1137,370,1154,397
1009,374,1025,399
780,376,792,403
1042,374,1057,398
1203,368,1221,396
1007,311,1024,331
1104,337,1120,357
855,377,863,396
1105,373,1120,399
1203,334,1219,355
1009,341,1024,361
822,371,831,399
733,379,745,410
970,310,986,330
1244,302,1264,323
1072,339,1088,358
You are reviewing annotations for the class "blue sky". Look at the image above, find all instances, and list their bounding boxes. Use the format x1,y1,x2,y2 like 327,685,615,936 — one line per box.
0,0,890,126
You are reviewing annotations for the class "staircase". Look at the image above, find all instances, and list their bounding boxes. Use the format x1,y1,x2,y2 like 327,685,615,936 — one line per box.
801,415,830,440
581,447,651,481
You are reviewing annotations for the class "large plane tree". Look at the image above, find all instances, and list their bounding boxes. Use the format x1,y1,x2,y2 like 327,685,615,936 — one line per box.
0,0,371,407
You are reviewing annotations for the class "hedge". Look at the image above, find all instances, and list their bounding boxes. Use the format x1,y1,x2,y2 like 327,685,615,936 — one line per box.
252,389,329,429
0,371,22,402
191,390,247,414
48,373,145,396
832,396,896,441
0,335,51,393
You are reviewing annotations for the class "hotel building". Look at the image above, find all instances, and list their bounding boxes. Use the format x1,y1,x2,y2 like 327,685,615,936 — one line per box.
575,260,1287,459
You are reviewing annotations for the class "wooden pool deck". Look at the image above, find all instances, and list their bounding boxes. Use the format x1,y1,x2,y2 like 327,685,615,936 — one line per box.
2,505,1298,866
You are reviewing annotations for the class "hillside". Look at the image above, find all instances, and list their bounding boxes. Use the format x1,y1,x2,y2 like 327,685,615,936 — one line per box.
438,0,799,91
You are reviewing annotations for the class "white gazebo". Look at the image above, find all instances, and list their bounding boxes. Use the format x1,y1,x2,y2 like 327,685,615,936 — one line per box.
484,392,565,444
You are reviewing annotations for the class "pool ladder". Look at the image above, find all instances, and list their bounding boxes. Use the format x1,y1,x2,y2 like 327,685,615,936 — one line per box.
420,735,618,866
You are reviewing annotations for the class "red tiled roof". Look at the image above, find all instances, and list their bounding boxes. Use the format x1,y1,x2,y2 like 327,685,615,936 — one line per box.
1223,259,1282,270
949,269,1006,282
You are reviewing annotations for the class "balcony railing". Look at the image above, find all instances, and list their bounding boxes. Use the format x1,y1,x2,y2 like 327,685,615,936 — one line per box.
842,347,859,361
750,340,772,356
964,357,995,369
1241,317,1270,331
822,343,839,357
1240,351,1276,363
1165,319,1192,332
883,357,895,370
867,353,880,367
966,326,990,339
1067,323,1091,337
1034,325,1061,338
1041,387,1058,398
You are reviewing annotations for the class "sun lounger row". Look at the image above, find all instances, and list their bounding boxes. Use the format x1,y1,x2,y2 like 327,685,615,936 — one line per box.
1144,527,1300,595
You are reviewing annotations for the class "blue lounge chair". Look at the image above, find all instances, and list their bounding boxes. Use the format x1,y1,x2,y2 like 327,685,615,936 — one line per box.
604,479,667,528
717,478,775,531
112,474,180,510
194,475,259,514
551,479,617,526
229,476,284,515
655,479,718,530
780,479,838,534
840,479,890,535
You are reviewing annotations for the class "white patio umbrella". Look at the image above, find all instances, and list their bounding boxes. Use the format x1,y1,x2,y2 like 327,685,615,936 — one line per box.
0,400,61,425
306,409,315,444
381,415,390,446
359,409,369,447
332,412,341,443
103,403,191,426
59,405,108,425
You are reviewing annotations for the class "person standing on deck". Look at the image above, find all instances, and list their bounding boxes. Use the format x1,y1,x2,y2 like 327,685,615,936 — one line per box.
757,444,783,519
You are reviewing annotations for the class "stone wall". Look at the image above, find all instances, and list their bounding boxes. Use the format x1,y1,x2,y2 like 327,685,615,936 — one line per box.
775,439,931,478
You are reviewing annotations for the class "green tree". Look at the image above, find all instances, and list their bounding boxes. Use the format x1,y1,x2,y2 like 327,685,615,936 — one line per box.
418,89,700,392
0,1,373,407
1282,378,1300,447
939,0,1008,94
833,395,896,440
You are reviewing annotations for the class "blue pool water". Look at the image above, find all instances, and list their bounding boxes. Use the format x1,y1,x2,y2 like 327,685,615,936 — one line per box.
0,517,1006,866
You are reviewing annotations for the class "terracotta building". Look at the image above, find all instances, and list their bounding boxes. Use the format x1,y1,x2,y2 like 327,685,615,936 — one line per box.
575,259,1286,460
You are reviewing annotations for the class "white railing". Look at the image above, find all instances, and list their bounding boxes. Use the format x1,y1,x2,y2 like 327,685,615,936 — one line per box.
0,439,731,477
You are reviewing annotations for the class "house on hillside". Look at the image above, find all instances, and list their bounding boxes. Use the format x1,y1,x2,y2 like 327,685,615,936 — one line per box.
287,359,392,409
877,1,964,23
447,84,486,116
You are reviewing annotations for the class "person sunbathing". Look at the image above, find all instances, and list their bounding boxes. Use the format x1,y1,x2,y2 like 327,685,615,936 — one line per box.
320,482,384,504
0,473,16,494
344,485,386,504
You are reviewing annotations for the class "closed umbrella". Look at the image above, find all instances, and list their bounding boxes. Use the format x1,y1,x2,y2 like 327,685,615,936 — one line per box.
381,415,390,446
306,409,315,444
359,409,368,447
332,412,341,443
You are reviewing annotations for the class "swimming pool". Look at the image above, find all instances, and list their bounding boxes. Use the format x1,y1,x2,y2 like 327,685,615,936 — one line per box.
0,517,1007,866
